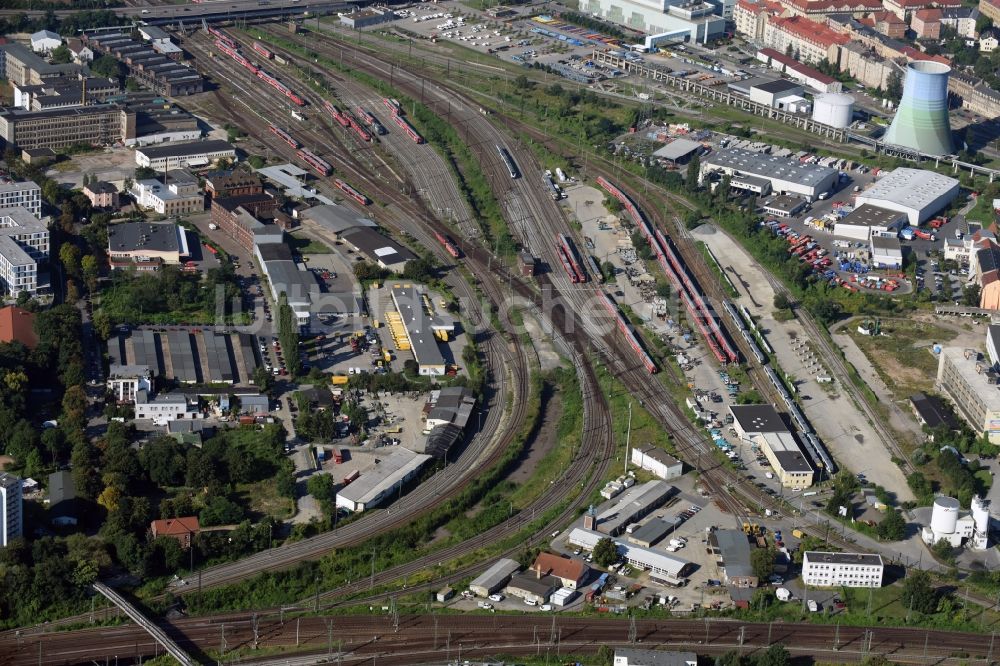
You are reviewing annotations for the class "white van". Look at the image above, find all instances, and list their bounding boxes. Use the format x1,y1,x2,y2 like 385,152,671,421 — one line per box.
523,598,537,606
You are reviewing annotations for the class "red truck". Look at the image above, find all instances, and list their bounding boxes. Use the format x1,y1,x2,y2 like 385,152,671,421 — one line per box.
913,229,936,241
343,469,360,485
334,449,344,464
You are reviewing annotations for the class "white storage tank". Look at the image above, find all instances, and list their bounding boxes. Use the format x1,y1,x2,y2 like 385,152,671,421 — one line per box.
811,93,855,129
930,496,960,534
972,495,990,534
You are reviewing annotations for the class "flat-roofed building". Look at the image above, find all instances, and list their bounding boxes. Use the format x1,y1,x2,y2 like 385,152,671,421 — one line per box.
108,221,190,271
254,242,318,328
730,404,788,439
340,226,415,272
205,170,263,199
0,182,41,219
335,448,432,512
568,527,694,583
211,193,279,252
0,42,84,86
592,480,676,536
761,194,807,218
700,147,838,201
870,234,903,268
802,551,883,587
390,283,449,376
626,517,681,548
134,389,199,423
630,445,683,480
0,472,23,547
107,364,153,403
469,558,520,597
506,571,559,604
132,171,203,216
653,138,702,165
0,206,48,295
0,103,135,152
834,204,908,241
613,648,697,666
135,139,235,170
855,168,959,226
758,430,814,488
710,529,758,587
936,345,1000,443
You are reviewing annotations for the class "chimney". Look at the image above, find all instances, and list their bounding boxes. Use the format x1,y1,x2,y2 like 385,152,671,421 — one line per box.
535,564,541,580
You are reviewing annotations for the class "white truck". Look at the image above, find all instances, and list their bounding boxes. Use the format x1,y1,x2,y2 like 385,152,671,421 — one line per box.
775,587,791,601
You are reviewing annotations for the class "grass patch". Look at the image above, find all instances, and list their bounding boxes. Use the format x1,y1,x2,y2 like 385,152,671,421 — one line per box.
287,234,332,254
237,478,295,522
695,240,738,299
847,317,957,399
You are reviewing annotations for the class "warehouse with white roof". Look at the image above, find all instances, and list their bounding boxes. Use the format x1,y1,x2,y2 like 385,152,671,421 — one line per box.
699,148,838,201
855,168,959,226
568,527,693,583
335,448,432,512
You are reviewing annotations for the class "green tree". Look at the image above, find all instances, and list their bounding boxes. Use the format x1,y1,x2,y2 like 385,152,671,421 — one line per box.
750,546,775,580
755,644,790,666
901,570,938,614
931,538,955,563
885,70,903,103
877,508,906,541
59,243,82,280
306,473,334,501
90,54,124,81
963,284,981,307
253,365,275,394
81,255,99,293
686,153,701,191
401,256,435,281
49,44,72,64
592,537,618,567
773,292,791,310
199,495,244,526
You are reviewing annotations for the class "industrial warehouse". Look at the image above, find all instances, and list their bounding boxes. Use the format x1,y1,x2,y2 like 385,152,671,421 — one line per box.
107,328,262,386
729,404,814,489
699,148,839,201
335,447,432,512
854,168,960,226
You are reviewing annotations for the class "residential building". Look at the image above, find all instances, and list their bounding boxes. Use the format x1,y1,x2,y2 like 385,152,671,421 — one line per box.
613,649,697,666
630,445,684,480
940,6,979,36
936,345,1000,442
801,551,884,587
980,30,999,52
134,389,199,423
84,181,119,209
981,0,1000,22
107,221,190,270
950,72,1000,118
883,0,960,20
65,39,93,64
780,0,883,18
869,10,907,37
30,30,62,54
0,42,84,86
735,0,786,42
210,193,279,252
335,448,432,512
150,516,200,549
855,168,959,226
135,139,235,170
0,472,22,547
530,552,589,589
762,15,848,64
107,364,153,403
699,148,838,201
205,169,263,199
837,42,895,89
0,305,37,348
48,470,77,526
0,207,49,295
974,243,1000,309
911,7,942,38
710,529,759,587
0,182,41,218
0,104,136,152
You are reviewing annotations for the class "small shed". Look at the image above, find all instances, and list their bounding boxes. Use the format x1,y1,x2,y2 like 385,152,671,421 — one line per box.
436,586,455,603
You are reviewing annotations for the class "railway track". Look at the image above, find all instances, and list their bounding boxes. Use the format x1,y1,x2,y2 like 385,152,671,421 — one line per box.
4,610,997,665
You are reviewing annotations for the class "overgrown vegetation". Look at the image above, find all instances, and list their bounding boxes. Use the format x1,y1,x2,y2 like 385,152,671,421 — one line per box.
98,264,241,326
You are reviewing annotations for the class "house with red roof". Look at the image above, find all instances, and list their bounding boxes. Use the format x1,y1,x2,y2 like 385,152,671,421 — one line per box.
150,516,200,549
530,552,590,590
0,305,36,349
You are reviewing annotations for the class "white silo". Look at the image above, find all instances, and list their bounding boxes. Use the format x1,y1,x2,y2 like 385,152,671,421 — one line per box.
931,496,960,534
811,93,855,129
972,495,990,537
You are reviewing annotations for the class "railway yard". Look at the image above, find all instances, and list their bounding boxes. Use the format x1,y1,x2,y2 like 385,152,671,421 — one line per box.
4,2,1000,665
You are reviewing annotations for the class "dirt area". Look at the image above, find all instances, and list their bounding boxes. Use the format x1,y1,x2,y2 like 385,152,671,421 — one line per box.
0,455,13,470
519,311,561,371
507,378,560,484
366,393,431,454
690,223,913,500
45,146,137,191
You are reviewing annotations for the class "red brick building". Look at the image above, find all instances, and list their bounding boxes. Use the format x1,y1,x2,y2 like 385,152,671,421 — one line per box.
205,170,264,200
150,516,200,549
210,193,279,252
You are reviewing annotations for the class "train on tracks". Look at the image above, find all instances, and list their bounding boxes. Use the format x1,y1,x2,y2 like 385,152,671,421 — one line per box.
587,254,604,283
597,290,657,374
297,148,332,176
721,300,766,365
497,145,520,179
214,40,258,75
256,68,305,106
382,97,402,115
762,365,837,474
347,114,372,142
596,176,738,365
208,26,237,50
434,231,461,258
392,114,424,143
323,100,352,128
252,42,273,59
356,107,387,135
335,179,371,206
269,125,300,149
556,233,587,283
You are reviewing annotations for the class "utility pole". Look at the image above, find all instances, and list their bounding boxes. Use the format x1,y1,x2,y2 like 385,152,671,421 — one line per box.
251,613,260,649
296,617,301,646
327,620,334,662
219,624,227,659
628,614,637,644
624,401,632,476
833,622,839,651
370,548,376,590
